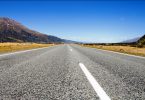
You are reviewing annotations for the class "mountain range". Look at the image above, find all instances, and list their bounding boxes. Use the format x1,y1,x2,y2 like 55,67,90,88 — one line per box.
0,17,144,45
121,37,141,43
120,35,145,46
0,17,65,43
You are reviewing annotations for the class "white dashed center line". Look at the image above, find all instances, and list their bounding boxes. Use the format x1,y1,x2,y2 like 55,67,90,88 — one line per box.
79,63,111,100
70,49,73,51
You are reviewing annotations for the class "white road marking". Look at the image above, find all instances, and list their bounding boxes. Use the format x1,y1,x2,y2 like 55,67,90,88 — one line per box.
79,63,111,100
0,46,50,57
67,45,73,51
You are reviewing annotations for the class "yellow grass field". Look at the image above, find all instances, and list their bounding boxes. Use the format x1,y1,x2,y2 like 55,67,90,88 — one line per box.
82,44,145,57
0,43,54,53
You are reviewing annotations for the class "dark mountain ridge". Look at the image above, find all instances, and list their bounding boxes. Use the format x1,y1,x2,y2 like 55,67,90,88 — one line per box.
120,34,145,47
138,34,145,45
0,17,64,43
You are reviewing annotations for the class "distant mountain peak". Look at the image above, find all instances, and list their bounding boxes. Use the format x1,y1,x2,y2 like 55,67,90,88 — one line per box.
0,17,12,21
0,17,21,25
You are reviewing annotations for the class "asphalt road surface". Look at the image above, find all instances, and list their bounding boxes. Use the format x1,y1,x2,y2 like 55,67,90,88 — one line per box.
0,44,145,100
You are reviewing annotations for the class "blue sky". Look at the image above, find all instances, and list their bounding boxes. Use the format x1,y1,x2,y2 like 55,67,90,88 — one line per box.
0,0,145,43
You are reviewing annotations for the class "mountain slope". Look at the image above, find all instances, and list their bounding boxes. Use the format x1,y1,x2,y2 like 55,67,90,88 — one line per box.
121,37,140,43
138,34,145,45
0,17,63,43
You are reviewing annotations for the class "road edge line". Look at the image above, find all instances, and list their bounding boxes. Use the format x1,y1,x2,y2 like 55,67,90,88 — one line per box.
83,46,145,59
0,46,51,57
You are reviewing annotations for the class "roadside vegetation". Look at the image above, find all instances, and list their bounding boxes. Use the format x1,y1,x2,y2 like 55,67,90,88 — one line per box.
81,43,145,57
0,43,55,54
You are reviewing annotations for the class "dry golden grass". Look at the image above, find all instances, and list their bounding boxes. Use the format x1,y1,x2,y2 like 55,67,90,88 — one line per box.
0,43,54,53
82,44,145,57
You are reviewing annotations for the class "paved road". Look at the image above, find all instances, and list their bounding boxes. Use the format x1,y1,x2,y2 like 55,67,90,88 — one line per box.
0,44,145,100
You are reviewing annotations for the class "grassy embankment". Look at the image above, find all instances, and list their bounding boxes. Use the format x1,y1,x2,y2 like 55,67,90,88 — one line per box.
82,44,145,57
0,43,54,54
